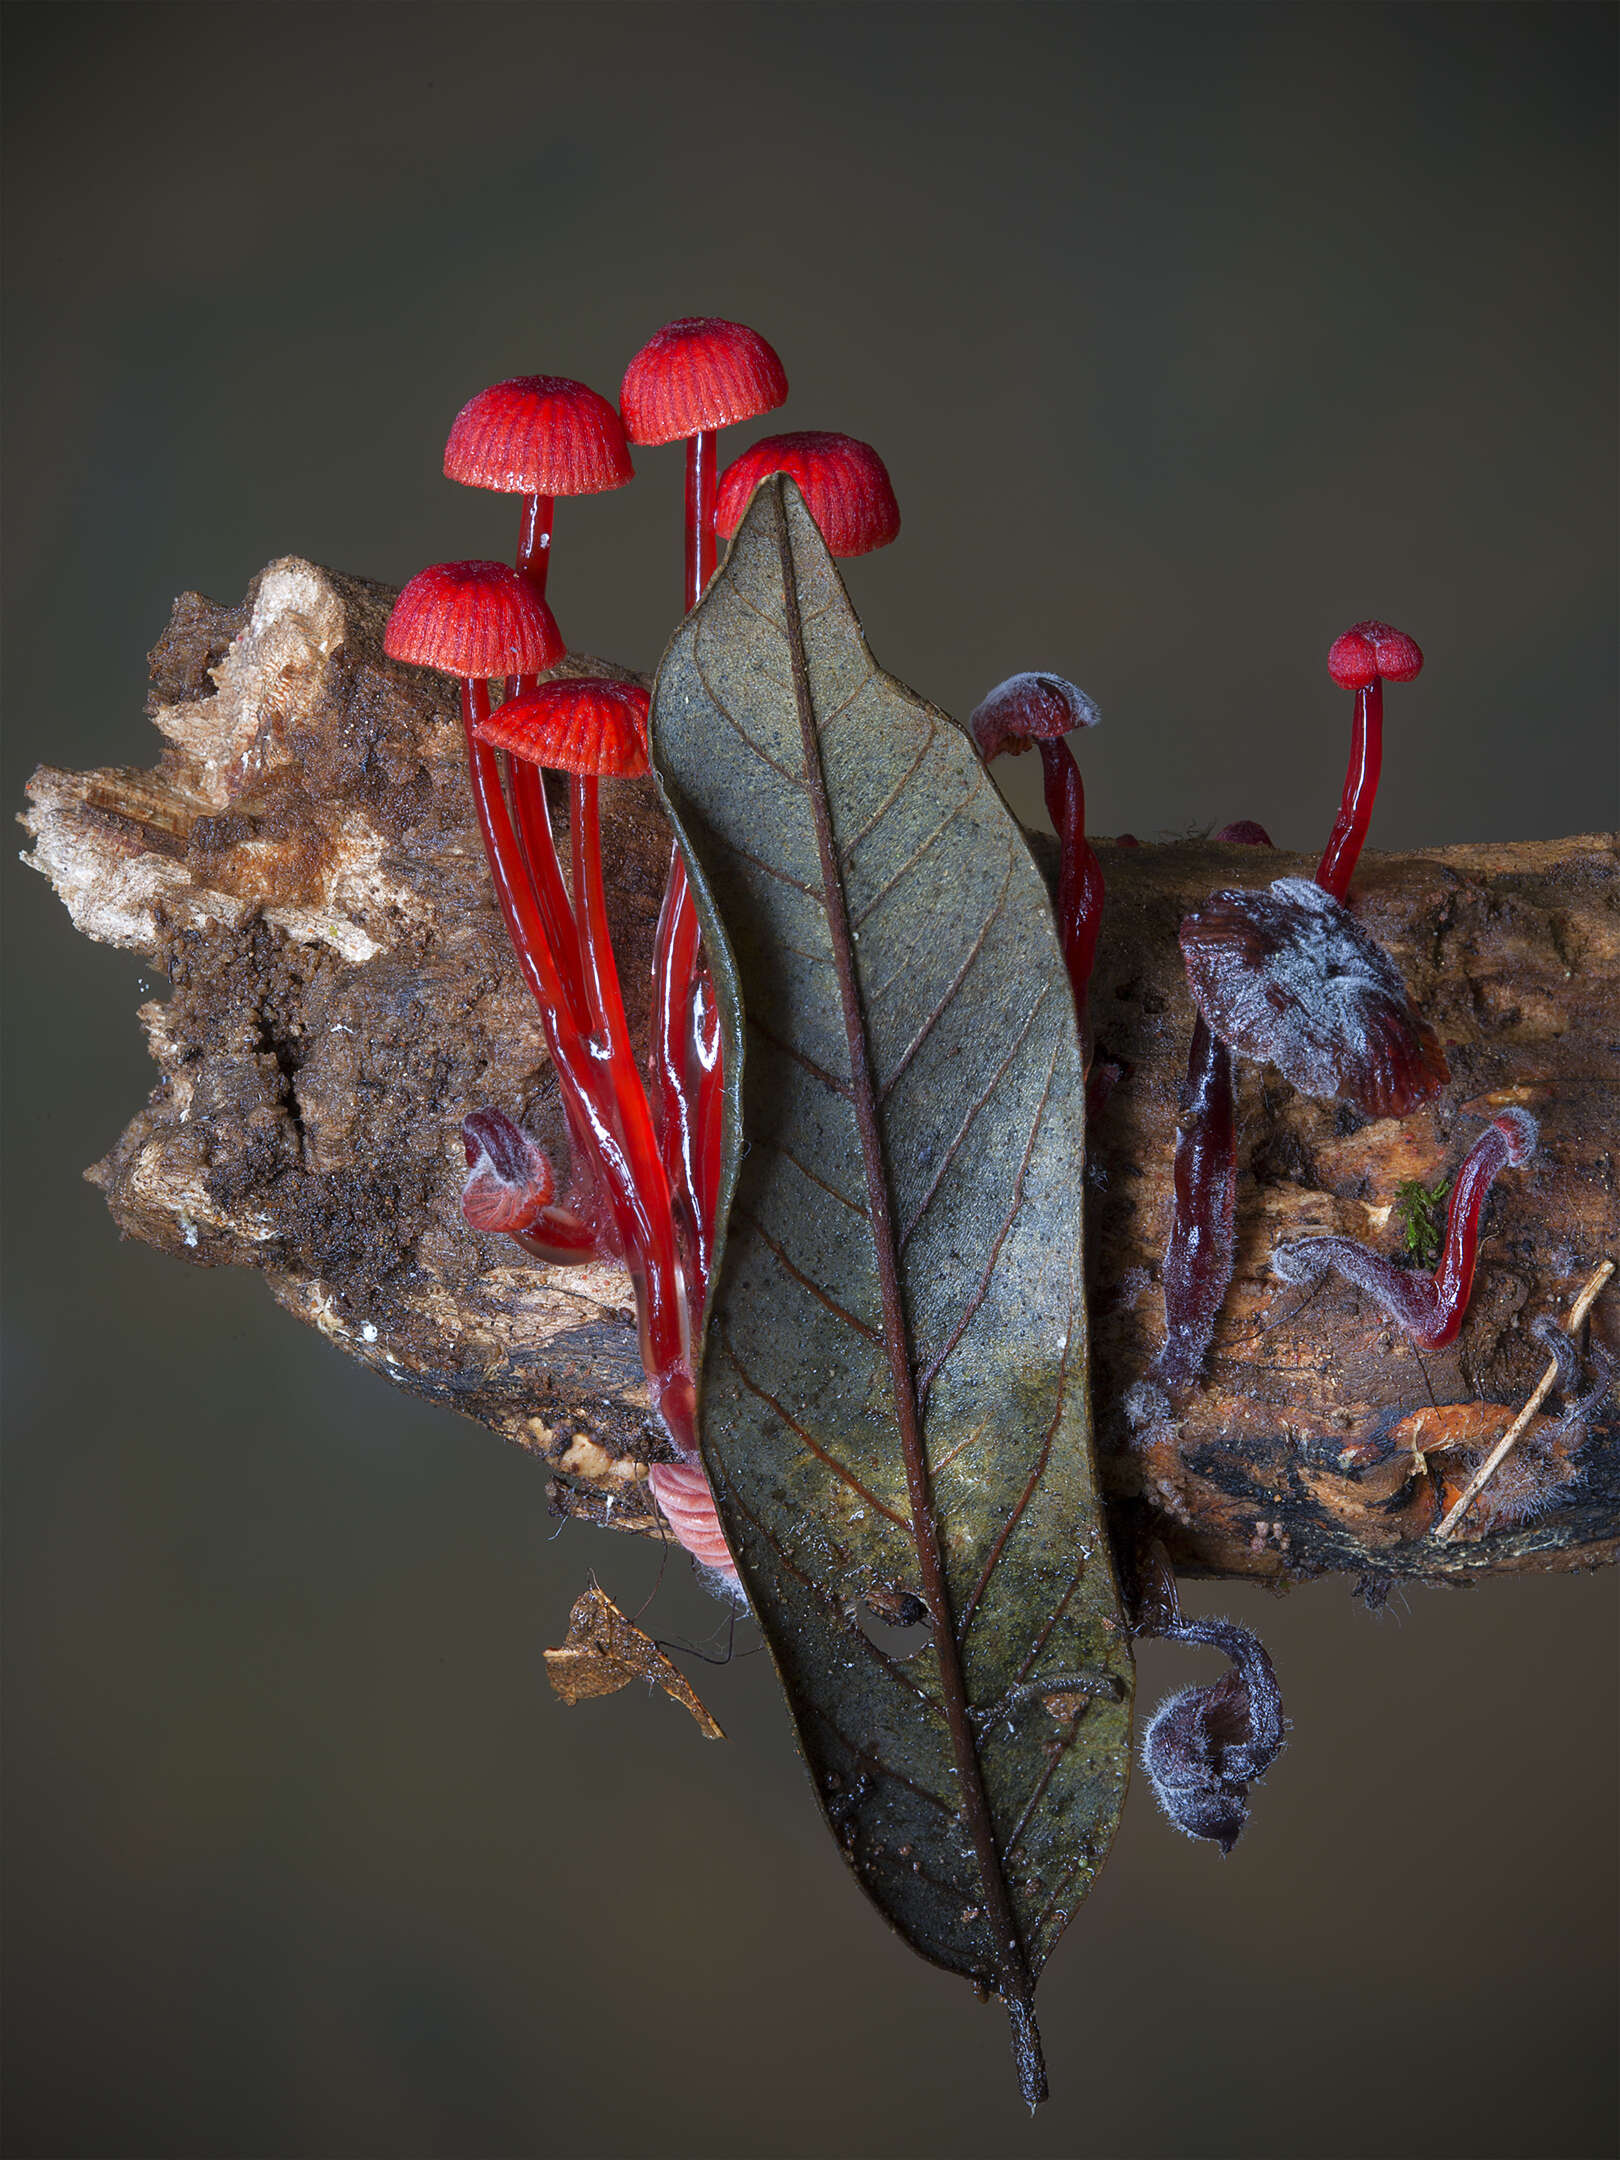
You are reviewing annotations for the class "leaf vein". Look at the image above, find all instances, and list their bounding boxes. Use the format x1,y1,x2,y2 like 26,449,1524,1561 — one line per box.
917,1033,1063,1405
718,1322,911,1530
878,840,1017,1103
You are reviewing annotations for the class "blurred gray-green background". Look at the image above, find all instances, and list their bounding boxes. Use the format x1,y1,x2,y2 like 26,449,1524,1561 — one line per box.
4,5,1616,2156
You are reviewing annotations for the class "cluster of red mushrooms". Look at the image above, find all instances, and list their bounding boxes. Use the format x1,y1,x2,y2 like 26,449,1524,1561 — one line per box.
379,316,1567,1846
382,319,900,1593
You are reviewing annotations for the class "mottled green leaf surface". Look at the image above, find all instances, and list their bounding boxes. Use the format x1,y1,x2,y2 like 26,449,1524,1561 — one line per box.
651,479,1132,2093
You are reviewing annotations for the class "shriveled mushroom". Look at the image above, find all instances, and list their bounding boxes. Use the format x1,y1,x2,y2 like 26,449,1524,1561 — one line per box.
1271,1108,1538,1351
1178,876,1449,1121
970,672,1104,1035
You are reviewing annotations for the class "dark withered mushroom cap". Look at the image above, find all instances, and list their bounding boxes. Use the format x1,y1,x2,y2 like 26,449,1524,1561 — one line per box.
1178,876,1449,1119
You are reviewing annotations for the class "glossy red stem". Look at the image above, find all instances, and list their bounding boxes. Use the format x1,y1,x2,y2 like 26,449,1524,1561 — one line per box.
507,758,592,1036
517,494,555,601
684,430,717,614
657,480,725,1301
1037,737,1104,1035
1315,678,1382,901
571,772,691,1435
510,1214,605,1265
652,851,705,1263
1273,1111,1536,1351
691,966,725,1307
461,684,675,1387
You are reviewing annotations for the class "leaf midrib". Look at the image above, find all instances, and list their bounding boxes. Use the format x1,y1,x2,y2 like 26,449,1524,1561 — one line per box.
766,481,1040,2045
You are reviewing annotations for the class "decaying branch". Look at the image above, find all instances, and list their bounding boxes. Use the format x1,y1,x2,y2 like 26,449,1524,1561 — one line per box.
21,559,1619,1585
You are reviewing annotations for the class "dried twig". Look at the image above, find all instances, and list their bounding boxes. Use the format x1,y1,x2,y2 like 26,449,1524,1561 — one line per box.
1433,1259,1615,1540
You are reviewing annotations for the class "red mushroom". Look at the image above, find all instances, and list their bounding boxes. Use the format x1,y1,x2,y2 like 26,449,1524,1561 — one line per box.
619,316,787,612
1315,619,1423,901
621,318,784,1340
969,673,1104,1033
384,578,700,1463
383,558,564,685
715,430,899,559
1271,1108,1538,1351
473,678,694,1436
443,376,632,604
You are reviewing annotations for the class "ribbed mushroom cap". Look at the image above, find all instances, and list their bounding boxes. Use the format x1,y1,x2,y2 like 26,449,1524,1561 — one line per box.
384,561,565,679
1179,876,1449,1120
620,317,787,446
969,672,1101,762
1327,620,1424,690
714,432,899,557
475,677,650,777
443,376,634,496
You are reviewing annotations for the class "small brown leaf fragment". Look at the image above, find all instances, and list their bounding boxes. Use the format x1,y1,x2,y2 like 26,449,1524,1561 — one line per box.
542,1580,724,1739
1390,1402,1551,1456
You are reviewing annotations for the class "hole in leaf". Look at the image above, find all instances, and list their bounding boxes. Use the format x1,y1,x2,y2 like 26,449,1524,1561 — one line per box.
858,1586,932,1660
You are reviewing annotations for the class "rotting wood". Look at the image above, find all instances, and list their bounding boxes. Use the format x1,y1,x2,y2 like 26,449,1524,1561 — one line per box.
20,559,1619,1586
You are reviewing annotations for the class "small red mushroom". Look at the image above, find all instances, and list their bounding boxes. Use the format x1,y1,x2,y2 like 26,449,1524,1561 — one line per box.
385,582,695,1458
620,316,787,613
473,679,693,1435
383,559,564,684
1271,1108,1538,1350
461,1106,556,1233
1315,619,1423,901
443,376,633,604
970,673,1104,1033
715,430,899,558
622,317,783,1328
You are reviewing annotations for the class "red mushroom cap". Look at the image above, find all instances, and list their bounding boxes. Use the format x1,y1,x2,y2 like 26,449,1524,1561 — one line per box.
1328,620,1425,690
714,431,899,557
475,677,651,777
969,672,1101,762
1212,820,1275,847
620,317,787,446
443,376,634,497
383,561,565,679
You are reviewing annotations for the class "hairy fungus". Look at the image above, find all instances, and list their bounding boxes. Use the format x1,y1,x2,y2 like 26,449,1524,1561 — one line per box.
1179,876,1449,1120
1138,1610,1286,1854
1271,1108,1538,1351
1157,821,1273,1389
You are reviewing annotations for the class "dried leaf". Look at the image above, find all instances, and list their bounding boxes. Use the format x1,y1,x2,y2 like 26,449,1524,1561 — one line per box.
650,477,1133,2103
543,1581,724,1740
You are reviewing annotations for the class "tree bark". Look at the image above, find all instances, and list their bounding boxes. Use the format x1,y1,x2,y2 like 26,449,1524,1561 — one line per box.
21,559,1618,1587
